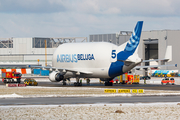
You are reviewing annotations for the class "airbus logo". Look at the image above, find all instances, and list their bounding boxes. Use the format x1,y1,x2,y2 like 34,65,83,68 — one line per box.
57,54,95,63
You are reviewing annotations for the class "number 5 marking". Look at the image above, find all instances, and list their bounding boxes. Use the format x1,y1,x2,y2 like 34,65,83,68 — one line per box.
111,50,116,59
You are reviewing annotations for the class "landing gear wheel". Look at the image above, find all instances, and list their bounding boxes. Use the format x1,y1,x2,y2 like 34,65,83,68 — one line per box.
74,77,82,86
17,79,21,84
105,81,113,86
4,79,7,84
74,82,82,86
63,81,66,85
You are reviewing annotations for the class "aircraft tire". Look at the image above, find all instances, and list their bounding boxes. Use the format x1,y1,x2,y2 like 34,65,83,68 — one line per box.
4,79,7,84
74,82,82,86
63,82,66,85
17,79,21,84
105,82,113,86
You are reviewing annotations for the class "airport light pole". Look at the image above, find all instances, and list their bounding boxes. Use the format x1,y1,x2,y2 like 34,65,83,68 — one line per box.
45,40,47,67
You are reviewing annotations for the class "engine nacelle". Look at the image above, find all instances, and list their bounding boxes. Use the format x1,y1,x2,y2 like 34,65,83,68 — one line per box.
49,71,64,82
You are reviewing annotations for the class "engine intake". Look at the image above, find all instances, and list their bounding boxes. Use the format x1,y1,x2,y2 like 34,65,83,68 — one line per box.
49,71,64,82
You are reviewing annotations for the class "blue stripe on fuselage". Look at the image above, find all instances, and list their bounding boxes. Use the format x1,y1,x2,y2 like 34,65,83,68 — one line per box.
108,51,132,77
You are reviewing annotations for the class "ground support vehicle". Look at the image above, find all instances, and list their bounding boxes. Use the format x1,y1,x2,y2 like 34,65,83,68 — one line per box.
112,73,140,84
24,78,38,86
127,75,140,84
119,73,128,84
113,78,120,84
161,77,175,85
112,76,121,84
2,72,22,83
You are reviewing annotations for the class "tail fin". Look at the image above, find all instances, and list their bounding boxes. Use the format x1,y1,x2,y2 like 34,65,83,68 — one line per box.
124,21,143,53
117,21,143,61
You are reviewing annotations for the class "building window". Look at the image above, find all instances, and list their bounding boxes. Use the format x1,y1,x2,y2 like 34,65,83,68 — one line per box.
0,39,13,48
32,38,52,48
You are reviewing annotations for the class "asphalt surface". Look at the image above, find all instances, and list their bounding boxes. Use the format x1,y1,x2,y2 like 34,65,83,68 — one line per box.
1,79,180,90
1,96,180,105
37,81,180,90
1,78,180,105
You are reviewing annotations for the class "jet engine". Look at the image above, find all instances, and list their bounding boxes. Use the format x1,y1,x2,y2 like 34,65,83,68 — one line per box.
49,71,64,82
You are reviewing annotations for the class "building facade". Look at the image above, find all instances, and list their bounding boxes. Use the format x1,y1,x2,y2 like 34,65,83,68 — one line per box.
0,37,87,68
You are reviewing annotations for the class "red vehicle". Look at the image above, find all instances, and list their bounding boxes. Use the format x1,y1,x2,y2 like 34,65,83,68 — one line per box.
161,77,175,85
2,71,22,83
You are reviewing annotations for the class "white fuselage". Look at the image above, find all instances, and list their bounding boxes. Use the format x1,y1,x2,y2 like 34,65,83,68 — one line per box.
52,42,117,78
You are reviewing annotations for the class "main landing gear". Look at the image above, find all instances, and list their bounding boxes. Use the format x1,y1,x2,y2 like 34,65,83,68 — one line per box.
74,77,82,86
62,78,72,85
105,81,113,86
62,80,66,85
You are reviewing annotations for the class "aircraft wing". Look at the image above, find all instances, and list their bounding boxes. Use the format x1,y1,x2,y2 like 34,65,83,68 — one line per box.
134,64,177,69
142,58,169,63
29,65,93,75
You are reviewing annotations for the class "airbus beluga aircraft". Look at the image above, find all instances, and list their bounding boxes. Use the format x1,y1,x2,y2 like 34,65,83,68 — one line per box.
32,21,144,86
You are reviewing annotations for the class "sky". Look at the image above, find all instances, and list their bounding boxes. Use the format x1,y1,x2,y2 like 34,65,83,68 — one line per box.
0,0,180,38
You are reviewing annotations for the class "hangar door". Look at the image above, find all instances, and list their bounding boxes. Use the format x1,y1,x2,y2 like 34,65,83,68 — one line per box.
144,39,158,66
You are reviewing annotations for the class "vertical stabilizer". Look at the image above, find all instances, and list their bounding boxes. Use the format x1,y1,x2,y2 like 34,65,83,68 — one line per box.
124,21,143,53
109,21,144,78
117,21,143,61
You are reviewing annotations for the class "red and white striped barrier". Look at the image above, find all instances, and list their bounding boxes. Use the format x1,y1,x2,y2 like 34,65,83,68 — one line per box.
1,69,31,74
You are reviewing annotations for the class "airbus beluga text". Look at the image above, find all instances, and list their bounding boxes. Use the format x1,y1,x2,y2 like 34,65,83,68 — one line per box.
33,21,143,86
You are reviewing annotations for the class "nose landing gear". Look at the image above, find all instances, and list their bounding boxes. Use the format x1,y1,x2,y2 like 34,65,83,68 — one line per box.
74,77,82,86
